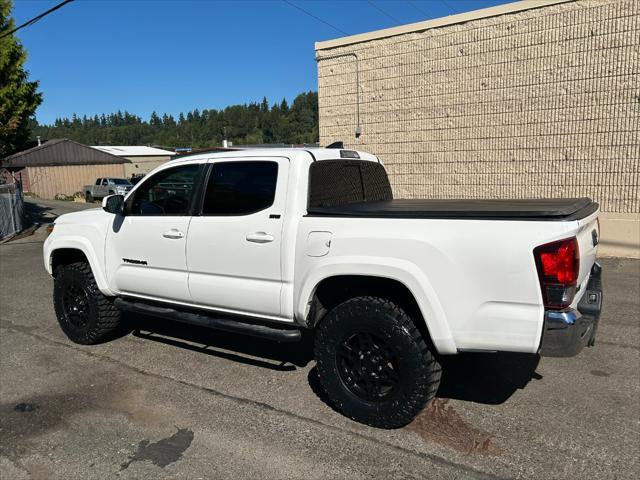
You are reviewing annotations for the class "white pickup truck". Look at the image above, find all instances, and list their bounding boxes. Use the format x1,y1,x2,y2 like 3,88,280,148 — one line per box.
83,177,133,203
44,147,603,428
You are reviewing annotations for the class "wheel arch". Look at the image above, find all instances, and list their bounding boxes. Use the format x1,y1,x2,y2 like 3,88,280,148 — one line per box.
45,238,114,296
298,263,457,354
51,248,89,274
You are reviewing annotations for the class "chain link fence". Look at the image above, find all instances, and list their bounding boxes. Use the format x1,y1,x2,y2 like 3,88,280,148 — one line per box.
0,181,28,241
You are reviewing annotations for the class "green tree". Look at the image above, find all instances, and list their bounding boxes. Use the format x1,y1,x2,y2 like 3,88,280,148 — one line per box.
31,91,319,148
150,111,161,126
260,96,269,113
0,0,42,156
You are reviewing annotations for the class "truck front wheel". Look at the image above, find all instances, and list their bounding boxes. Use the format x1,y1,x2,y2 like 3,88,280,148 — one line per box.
314,296,441,428
53,262,122,344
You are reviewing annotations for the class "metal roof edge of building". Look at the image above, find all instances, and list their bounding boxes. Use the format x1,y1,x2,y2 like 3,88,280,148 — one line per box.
315,0,575,51
2,138,66,161
91,145,176,157
61,138,129,162
1,138,130,168
120,155,176,158
3,138,125,162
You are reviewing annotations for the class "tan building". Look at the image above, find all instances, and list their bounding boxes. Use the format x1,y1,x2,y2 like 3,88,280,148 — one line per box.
91,146,175,177
1,139,128,200
316,0,639,257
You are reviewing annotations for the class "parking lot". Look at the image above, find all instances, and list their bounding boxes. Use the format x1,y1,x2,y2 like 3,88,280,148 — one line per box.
1,199,638,479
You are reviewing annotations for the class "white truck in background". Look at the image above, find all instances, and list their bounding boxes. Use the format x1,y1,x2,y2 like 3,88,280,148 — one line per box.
44,147,603,428
83,177,133,203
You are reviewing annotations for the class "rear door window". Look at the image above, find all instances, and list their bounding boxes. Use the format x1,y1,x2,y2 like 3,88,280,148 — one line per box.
202,161,278,215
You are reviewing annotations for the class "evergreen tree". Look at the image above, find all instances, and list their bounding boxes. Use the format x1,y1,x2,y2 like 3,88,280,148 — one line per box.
0,0,42,156
150,111,161,126
30,92,319,149
260,96,269,113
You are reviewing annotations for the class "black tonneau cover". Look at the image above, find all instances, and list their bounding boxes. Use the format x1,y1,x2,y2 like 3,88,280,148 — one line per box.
307,198,598,221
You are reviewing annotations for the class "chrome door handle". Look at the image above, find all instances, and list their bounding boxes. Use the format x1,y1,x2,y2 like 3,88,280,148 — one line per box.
246,232,274,243
162,229,184,239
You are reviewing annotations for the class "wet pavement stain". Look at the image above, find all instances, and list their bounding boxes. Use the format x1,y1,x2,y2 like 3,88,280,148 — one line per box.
14,402,36,412
406,398,501,455
120,428,194,470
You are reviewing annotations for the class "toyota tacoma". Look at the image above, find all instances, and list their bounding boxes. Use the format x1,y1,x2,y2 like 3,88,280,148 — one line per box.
44,147,603,428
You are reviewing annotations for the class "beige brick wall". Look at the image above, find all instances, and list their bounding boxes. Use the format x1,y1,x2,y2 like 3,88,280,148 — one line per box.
317,0,639,214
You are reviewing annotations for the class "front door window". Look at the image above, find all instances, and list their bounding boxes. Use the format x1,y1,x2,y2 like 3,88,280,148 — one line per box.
127,165,199,216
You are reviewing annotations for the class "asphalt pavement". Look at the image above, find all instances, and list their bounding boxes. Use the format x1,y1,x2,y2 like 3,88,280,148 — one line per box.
1,199,638,479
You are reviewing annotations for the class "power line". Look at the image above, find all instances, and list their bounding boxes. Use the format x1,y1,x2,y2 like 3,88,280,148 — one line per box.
282,0,349,36
0,0,75,40
406,1,429,18
406,0,456,18
438,0,458,15
366,0,401,24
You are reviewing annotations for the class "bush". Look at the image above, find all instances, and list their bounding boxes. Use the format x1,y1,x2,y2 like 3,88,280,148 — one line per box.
54,193,74,201
54,192,84,202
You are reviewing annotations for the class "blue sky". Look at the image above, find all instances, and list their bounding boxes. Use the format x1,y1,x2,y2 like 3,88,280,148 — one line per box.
13,0,511,125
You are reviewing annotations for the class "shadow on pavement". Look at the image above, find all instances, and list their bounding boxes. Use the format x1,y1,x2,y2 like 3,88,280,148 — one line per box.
124,313,315,371
124,311,541,405
307,352,541,429
309,351,541,412
437,352,542,404
23,201,56,224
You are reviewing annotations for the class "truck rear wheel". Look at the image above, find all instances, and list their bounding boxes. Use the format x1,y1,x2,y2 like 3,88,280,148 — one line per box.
85,192,93,203
53,262,122,344
314,296,441,428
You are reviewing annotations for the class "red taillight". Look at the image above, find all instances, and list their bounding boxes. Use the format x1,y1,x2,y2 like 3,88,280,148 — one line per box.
539,240,577,283
534,237,579,309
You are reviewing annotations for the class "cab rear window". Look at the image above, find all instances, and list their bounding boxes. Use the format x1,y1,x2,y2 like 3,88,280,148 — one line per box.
308,160,392,208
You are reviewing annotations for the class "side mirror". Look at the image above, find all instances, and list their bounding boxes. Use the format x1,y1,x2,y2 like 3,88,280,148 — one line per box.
102,194,125,215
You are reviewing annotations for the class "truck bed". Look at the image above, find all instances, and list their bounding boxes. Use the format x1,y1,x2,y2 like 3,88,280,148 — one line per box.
307,198,598,221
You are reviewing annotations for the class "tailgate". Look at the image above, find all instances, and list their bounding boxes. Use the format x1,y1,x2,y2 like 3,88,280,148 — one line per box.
573,210,600,304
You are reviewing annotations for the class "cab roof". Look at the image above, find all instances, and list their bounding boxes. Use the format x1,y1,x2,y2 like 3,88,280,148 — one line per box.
165,148,379,166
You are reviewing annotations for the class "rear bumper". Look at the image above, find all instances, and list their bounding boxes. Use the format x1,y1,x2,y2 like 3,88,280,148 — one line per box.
539,263,603,357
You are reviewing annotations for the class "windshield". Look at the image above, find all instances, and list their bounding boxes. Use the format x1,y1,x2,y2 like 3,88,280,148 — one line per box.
111,179,132,185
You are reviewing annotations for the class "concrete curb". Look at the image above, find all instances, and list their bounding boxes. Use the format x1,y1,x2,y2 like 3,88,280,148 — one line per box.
597,212,640,259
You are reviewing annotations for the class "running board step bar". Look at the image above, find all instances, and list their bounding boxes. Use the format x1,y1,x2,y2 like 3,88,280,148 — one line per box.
114,298,302,342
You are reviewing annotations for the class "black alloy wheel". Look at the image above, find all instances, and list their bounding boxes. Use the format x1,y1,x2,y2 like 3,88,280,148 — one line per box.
61,281,91,330
336,332,401,402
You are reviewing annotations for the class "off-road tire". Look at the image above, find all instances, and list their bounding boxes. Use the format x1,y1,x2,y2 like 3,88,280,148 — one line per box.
85,192,93,203
53,262,121,344
314,296,441,428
